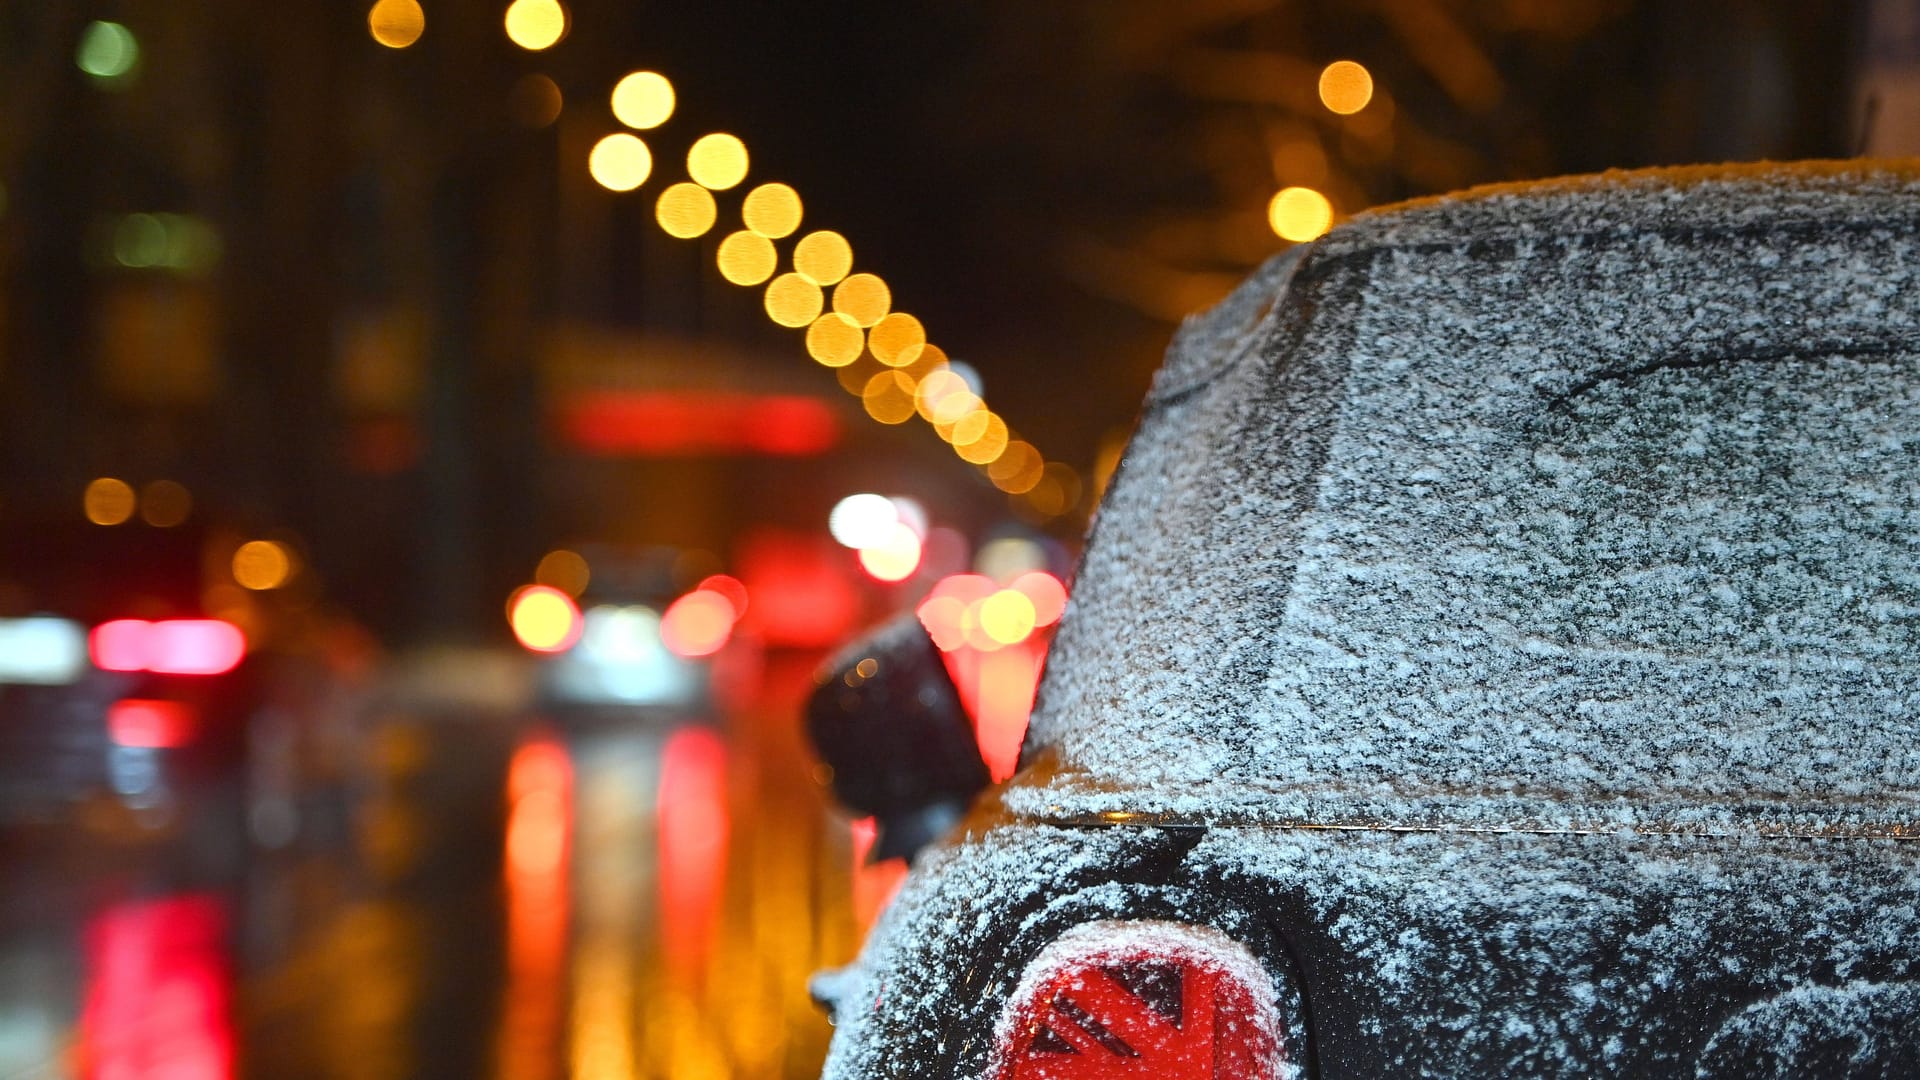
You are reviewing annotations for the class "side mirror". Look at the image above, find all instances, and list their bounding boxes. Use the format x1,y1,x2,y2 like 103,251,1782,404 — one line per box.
805,611,989,863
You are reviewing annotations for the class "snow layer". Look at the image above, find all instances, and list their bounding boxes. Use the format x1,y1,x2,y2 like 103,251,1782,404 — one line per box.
1027,162,1920,832
819,823,1920,1077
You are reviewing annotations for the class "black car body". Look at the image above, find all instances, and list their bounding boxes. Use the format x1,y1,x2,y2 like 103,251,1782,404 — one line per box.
812,163,1920,1077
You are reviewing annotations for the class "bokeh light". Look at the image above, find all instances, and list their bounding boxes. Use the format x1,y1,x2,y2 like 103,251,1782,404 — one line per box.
687,134,749,190
805,313,864,367
1318,60,1375,115
588,134,651,192
716,231,777,286
76,21,138,82
1011,570,1068,627
954,412,1011,464
610,71,674,129
989,441,1046,494
83,478,135,525
504,0,567,51
741,184,803,239
232,541,294,591
857,523,922,583
655,182,717,238
828,494,899,549
832,273,891,328
1268,186,1334,242
861,372,919,424
978,589,1037,645
534,549,590,596
508,585,583,653
660,590,737,658
867,312,925,367
139,480,191,527
764,273,823,327
913,369,970,424
510,73,563,127
792,231,852,286
367,0,425,48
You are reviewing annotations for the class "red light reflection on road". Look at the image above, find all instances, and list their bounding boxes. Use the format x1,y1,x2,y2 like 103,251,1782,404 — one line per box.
657,727,729,988
81,894,232,1080
497,734,572,1080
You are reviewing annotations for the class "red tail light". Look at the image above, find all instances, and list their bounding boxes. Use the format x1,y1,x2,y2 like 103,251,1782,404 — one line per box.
108,699,199,748
91,619,246,676
991,922,1289,1080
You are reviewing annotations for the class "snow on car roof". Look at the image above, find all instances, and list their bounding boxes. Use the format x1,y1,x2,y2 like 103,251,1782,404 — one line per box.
1022,162,1920,833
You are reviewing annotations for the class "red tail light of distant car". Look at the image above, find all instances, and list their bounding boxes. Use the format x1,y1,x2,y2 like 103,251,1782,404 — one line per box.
90,619,246,676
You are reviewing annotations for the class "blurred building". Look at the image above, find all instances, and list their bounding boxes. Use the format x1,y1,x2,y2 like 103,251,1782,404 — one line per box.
0,1,1866,645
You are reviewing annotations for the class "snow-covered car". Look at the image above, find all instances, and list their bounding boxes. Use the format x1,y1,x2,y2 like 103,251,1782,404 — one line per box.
807,162,1920,1078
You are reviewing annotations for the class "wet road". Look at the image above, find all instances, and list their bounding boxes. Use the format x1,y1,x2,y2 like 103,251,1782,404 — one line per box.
0,655,891,1079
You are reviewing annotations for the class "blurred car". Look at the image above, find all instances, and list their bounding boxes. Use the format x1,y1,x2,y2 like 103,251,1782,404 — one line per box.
0,514,370,860
523,548,723,726
807,163,1920,1077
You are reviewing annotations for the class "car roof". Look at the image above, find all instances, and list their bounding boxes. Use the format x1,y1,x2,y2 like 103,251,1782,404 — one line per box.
1022,161,1920,835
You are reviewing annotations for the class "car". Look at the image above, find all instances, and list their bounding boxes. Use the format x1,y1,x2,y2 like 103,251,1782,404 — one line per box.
804,161,1920,1078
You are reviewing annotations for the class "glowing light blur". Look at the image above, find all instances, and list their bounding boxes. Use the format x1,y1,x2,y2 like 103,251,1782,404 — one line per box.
867,312,925,367
82,895,232,1080
499,735,571,1080
559,390,840,456
76,21,138,81
232,539,293,590
657,727,729,987
1318,59,1375,114
805,312,864,367
1011,570,1068,627
989,440,1046,494
660,589,737,657
954,411,1011,464
857,523,922,582
108,699,197,749
138,479,191,527
84,477,136,525
697,574,749,619
503,0,567,51
1268,186,1334,242
735,530,861,647
367,0,425,48
916,571,1063,781
977,536,1048,580
610,70,674,129
831,273,891,328
861,371,919,424
535,548,591,596
913,369,971,424
1024,462,1085,518
655,182,717,238
506,738,572,877
764,272,824,327
978,589,1038,646
91,619,247,676
828,493,900,549
509,585,584,653
687,133,749,191
849,817,908,930
717,230,777,286
0,617,87,685
792,231,852,286
588,133,651,192
741,183,803,239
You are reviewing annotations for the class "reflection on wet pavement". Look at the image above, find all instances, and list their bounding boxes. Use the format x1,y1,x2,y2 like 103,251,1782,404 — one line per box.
0,658,874,1079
